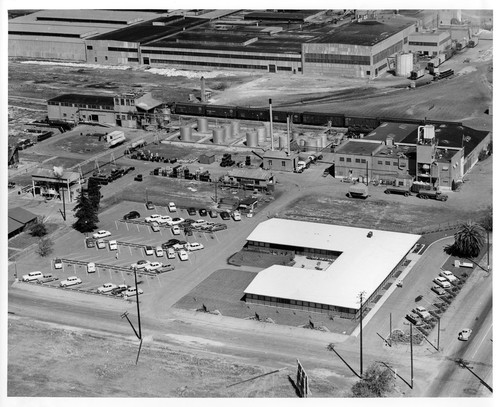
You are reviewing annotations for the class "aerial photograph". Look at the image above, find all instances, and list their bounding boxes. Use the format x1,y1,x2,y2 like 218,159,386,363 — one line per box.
3,3,494,404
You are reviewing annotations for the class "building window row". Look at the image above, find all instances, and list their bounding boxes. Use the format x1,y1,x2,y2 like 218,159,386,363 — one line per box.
373,40,404,64
48,101,113,110
408,41,438,47
149,58,268,70
108,47,138,53
128,57,139,62
305,53,370,65
9,31,81,38
142,48,300,62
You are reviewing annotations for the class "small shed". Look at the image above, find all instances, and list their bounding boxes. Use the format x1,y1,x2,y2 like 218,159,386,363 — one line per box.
8,207,38,239
199,153,216,164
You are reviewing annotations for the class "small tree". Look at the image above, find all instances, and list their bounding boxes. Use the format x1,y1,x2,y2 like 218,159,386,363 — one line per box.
72,189,99,233
37,237,54,257
351,363,395,397
30,222,47,237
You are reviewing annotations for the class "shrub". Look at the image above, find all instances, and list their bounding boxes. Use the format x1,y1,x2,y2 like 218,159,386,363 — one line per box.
30,222,47,237
37,237,54,257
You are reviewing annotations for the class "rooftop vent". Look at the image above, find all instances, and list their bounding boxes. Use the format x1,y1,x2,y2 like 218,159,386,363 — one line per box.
367,231,373,238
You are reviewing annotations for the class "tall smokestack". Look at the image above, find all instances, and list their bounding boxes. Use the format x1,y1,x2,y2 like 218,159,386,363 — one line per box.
286,115,290,154
269,98,274,151
201,76,206,103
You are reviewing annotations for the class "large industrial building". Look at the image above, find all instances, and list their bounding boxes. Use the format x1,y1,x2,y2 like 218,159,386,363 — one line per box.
243,219,420,318
8,9,478,79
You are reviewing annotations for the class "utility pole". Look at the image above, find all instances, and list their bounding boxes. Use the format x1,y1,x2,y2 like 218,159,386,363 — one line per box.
437,318,440,351
389,313,392,347
358,291,366,377
269,98,274,151
410,323,414,388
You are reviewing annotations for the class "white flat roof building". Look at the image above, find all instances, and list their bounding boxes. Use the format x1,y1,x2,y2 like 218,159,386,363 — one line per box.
244,219,420,312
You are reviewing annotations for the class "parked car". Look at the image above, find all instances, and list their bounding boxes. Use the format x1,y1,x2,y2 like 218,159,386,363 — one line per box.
168,217,185,226
433,276,452,289
210,223,228,232
109,240,118,250
199,208,208,216
172,225,181,235
145,201,155,210
145,214,162,223
166,247,176,259
144,245,155,256
151,222,161,232
97,283,118,294
60,276,82,287
144,261,163,272
431,285,446,296
405,313,423,326
111,284,128,296
96,239,106,249
192,219,207,229
131,259,151,270
162,239,181,249
134,174,143,182
157,264,175,273
87,262,96,273
187,207,197,216
209,210,218,218
440,270,458,283
220,211,230,220
93,230,111,239
178,250,189,261
123,287,144,297
413,306,431,320
123,211,140,220
22,271,43,282
168,202,177,212
155,246,164,257
200,222,215,230
37,273,58,284
54,258,63,269
458,328,472,341
187,242,204,251
85,238,95,248
232,211,241,221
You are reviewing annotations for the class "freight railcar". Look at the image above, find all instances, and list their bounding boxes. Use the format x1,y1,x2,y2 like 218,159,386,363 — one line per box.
302,112,345,127
345,116,381,132
271,110,303,124
236,107,270,122
174,102,207,116
205,105,237,119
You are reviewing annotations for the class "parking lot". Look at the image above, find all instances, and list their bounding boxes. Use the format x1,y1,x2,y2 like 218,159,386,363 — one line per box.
15,199,248,308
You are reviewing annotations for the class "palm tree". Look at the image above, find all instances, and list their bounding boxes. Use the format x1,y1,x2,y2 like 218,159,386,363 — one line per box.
451,221,485,258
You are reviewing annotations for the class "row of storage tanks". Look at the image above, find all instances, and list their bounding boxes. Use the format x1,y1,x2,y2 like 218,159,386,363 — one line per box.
179,117,329,149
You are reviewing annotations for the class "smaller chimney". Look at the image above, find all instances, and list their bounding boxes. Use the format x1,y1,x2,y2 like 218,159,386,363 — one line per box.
200,76,206,103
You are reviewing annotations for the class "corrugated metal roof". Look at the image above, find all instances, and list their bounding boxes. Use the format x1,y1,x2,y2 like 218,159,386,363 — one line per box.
244,219,420,310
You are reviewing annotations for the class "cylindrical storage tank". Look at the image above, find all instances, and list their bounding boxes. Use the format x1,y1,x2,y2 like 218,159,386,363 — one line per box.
246,132,258,147
306,139,317,150
298,138,306,147
212,128,224,144
197,117,208,133
396,53,413,77
264,122,271,138
224,124,232,141
321,134,328,148
231,121,240,136
278,135,287,149
257,127,266,143
180,126,192,141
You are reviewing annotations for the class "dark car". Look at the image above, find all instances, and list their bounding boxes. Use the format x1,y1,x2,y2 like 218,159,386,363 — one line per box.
199,208,208,216
111,285,128,296
220,211,231,220
145,201,155,210
405,313,422,326
187,207,197,216
209,210,218,218
85,238,95,248
134,174,143,182
123,210,140,220
180,218,196,227
210,223,228,232
162,239,181,249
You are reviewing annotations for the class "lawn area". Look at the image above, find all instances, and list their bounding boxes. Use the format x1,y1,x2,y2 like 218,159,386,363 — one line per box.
8,223,59,250
228,250,294,268
174,269,358,334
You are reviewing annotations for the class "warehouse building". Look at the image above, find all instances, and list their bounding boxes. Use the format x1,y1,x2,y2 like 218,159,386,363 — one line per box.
244,219,420,318
407,31,452,56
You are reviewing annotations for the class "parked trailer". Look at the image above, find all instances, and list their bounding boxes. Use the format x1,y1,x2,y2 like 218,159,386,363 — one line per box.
384,186,412,196
302,112,345,127
416,190,448,201
410,68,425,80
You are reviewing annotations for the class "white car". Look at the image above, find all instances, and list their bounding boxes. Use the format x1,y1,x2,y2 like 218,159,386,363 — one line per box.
123,287,144,297
232,211,241,221
155,246,164,257
168,202,177,212
178,250,189,261
168,217,185,226
171,225,181,235
144,245,155,256
93,230,111,239
54,259,63,269
192,219,207,229
167,247,176,259
108,240,118,250
413,306,431,320
145,214,162,223
130,259,151,270
22,271,43,282
158,215,172,224
87,262,96,273
144,261,163,272
187,242,204,251
60,276,82,287
433,276,452,289
97,283,117,294
440,270,458,283
458,328,472,341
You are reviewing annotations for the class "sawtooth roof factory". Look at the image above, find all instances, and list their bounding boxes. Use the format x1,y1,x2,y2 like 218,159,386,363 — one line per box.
8,9,473,79
243,219,421,317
